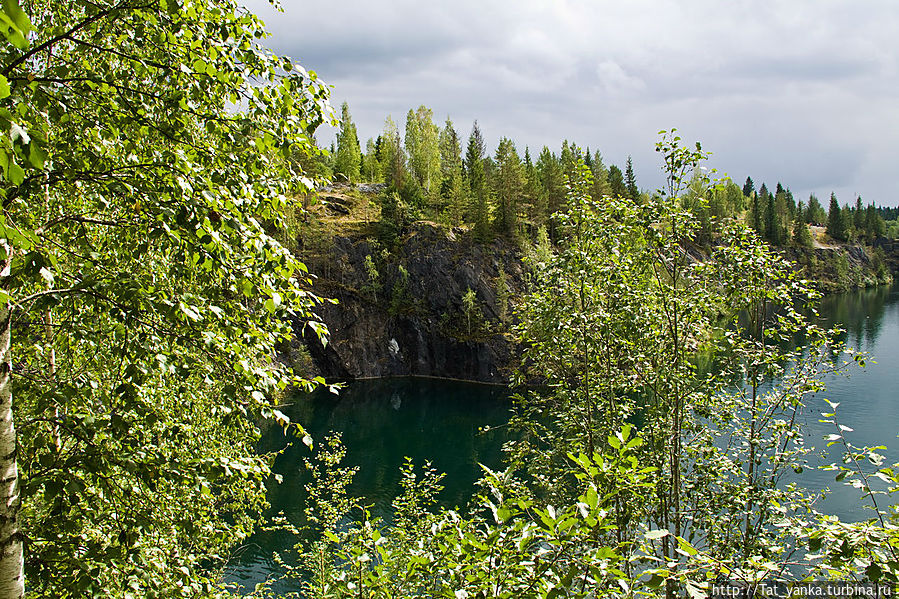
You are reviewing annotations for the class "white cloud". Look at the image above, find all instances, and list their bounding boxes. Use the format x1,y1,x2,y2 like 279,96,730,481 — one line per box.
241,0,899,205
596,60,646,96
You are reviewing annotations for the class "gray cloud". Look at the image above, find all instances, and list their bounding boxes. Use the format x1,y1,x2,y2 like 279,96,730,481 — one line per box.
242,0,899,206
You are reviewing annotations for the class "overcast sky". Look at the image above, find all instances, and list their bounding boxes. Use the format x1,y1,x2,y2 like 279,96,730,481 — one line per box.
242,0,899,207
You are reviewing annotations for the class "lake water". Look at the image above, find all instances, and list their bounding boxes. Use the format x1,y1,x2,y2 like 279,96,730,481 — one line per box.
226,283,899,593
226,378,513,593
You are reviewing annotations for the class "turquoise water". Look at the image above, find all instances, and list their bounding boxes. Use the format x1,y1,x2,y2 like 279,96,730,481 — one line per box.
226,284,899,592
788,284,899,517
226,378,513,593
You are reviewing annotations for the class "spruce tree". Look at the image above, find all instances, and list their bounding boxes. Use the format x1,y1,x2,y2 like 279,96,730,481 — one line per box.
826,193,845,241
806,194,825,224
522,148,543,231
438,118,464,225
591,150,611,200
536,146,564,238
853,196,865,233
465,122,489,240
742,176,755,197
493,137,523,236
625,155,639,201
608,164,626,198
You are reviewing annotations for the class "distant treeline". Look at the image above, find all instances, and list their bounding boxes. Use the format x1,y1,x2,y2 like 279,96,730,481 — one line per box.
312,102,896,245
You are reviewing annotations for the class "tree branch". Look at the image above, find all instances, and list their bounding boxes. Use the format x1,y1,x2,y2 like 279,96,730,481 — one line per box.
1,1,139,77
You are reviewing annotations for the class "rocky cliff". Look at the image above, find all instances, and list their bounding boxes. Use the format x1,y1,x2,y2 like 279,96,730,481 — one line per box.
294,219,525,384
786,244,893,292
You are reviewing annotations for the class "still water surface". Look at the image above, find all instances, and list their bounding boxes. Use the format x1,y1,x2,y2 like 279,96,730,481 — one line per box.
228,283,899,592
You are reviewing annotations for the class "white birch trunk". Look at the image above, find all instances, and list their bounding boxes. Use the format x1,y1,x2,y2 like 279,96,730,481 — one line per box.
0,245,23,598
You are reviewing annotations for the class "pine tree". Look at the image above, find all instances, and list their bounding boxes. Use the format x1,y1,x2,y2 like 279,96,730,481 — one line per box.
493,137,523,236
806,194,825,224
853,196,865,233
536,146,564,237
590,150,610,200
865,203,885,240
608,164,626,198
560,140,577,181
334,101,361,182
465,121,489,240
625,155,639,201
522,148,543,231
438,118,464,225
750,194,763,236
827,193,845,241
742,176,755,197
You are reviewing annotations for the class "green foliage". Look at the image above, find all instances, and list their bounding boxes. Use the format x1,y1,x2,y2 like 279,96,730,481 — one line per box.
377,189,410,244
607,164,626,200
461,286,479,335
388,265,413,315
334,102,361,183
0,0,333,595
362,137,381,183
624,155,639,201
438,118,465,225
465,122,490,241
493,137,523,237
288,132,897,597
404,105,441,196
361,254,380,297
742,176,754,197
807,193,827,224
828,193,846,241
290,428,659,598
793,203,814,247
513,131,848,588
379,116,405,190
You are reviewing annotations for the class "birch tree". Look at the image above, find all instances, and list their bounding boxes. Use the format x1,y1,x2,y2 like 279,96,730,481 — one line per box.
0,0,332,595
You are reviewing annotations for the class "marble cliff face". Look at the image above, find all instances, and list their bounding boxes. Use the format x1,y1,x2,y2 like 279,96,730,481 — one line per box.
295,222,525,384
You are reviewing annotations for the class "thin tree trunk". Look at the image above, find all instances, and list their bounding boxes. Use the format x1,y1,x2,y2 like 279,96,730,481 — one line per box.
0,245,23,598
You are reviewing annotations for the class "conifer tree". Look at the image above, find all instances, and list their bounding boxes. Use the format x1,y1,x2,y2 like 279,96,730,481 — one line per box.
438,118,465,224
465,122,489,239
742,176,755,197
625,155,639,201
608,164,626,198
865,203,885,240
521,148,544,231
854,196,865,232
536,146,565,237
493,137,523,236
560,140,577,181
750,194,764,237
827,193,845,241
806,193,826,224
590,150,611,200
841,202,854,241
